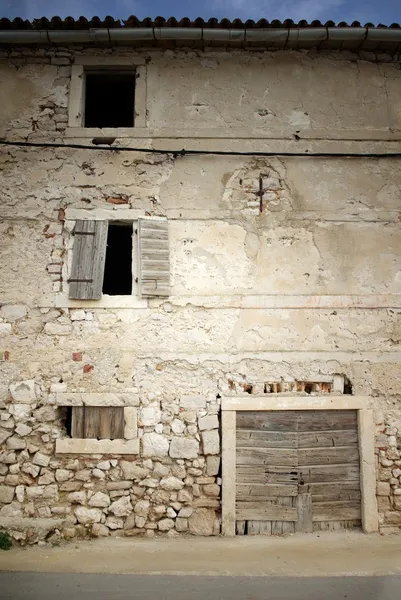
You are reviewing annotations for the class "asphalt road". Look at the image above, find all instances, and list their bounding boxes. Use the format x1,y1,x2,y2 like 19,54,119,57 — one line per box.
1,573,401,600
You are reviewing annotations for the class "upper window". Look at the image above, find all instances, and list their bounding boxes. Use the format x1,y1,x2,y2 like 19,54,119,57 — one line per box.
68,217,170,301
67,59,147,133
84,72,136,128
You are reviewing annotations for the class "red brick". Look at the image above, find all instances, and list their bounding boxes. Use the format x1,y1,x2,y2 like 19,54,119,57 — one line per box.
4,351,9,361
83,364,94,373
72,352,82,362
106,197,128,205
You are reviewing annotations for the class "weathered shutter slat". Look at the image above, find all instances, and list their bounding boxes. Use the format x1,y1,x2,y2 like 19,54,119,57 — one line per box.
71,407,84,438
83,407,102,439
69,220,108,300
138,218,170,297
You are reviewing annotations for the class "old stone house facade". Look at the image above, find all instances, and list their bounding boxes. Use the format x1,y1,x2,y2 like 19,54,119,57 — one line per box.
0,17,401,543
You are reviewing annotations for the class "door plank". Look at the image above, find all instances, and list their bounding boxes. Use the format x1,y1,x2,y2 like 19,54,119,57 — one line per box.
236,431,297,448
295,493,313,533
298,430,358,448
237,412,298,431
71,407,84,438
236,448,297,466
297,410,357,431
296,465,360,483
298,447,359,466
236,521,246,535
247,521,272,535
236,484,298,498
236,504,297,521
83,407,102,439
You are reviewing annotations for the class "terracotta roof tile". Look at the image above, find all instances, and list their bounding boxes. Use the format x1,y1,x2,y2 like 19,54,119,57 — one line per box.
0,16,399,30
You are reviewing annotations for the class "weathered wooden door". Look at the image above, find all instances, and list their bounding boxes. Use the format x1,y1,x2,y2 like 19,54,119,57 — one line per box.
236,410,361,535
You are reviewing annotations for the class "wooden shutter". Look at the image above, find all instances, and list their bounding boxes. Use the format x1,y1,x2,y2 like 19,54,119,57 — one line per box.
138,218,170,297
69,220,108,300
71,407,124,440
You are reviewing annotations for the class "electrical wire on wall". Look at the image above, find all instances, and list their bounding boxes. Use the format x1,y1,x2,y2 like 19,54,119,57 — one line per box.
1,139,401,159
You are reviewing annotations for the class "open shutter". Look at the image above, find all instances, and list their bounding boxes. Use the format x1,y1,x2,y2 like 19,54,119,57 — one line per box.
138,217,170,297
69,220,108,300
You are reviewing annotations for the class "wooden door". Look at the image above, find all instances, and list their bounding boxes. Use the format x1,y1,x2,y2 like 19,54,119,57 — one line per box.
235,410,361,535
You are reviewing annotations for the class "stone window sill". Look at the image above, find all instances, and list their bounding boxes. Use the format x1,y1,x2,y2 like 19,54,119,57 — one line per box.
39,293,148,309
56,438,139,454
64,127,150,139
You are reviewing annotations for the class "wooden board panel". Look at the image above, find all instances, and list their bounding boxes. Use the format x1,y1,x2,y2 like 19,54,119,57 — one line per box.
236,468,299,485
237,411,298,432
71,407,84,438
295,493,313,533
108,407,124,439
69,220,108,300
298,446,359,466
236,521,246,535
313,520,361,532
309,482,360,495
313,503,361,522
236,484,298,499
83,407,102,439
236,430,297,448
312,491,361,503
298,430,358,448
247,521,272,535
297,465,360,483
236,448,297,466
236,503,297,521
297,410,357,431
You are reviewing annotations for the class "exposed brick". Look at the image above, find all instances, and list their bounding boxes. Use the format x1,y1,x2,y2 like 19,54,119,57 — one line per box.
72,352,82,362
83,364,94,373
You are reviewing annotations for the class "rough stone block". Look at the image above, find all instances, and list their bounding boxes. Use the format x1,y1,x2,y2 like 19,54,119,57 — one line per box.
0,485,15,504
109,496,133,517
188,508,217,536
142,433,169,458
180,396,207,410
377,482,391,496
201,430,220,455
9,380,36,403
6,436,26,450
169,437,199,459
158,518,175,531
198,415,219,431
33,452,50,467
75,506,103,525
88,492,110,508
206,456,220,476
160,477,184,491
140,404,161,426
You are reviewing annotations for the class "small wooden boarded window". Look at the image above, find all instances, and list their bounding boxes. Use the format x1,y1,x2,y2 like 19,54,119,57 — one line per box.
69,220,108,300
138,217,170,297
71,407,124,440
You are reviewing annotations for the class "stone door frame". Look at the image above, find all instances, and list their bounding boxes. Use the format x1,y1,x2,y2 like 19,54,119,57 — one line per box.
221,395,378,536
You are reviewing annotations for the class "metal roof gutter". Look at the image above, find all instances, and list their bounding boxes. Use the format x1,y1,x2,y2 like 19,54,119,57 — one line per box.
1,26,401,45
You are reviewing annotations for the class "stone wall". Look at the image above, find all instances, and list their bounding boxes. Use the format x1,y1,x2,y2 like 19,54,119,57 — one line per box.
0,46,401,543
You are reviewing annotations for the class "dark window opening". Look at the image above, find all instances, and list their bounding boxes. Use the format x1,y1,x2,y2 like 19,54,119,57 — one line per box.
244,384,253,394
84,72,135,128
344,377,353,395
103,222,133,296
60,406,72,437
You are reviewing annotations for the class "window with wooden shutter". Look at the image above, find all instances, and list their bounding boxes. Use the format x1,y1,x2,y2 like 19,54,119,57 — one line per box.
69,220,108,300
70,407,124,440
138,217,170,297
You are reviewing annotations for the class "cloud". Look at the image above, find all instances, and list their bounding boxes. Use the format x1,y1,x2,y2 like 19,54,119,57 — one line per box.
211,0,347,21
3,0,143,20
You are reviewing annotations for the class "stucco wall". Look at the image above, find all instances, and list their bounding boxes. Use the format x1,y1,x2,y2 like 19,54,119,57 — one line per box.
0,46,401,543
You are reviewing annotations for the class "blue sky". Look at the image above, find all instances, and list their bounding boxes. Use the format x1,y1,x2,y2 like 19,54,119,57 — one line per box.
1,1,401,26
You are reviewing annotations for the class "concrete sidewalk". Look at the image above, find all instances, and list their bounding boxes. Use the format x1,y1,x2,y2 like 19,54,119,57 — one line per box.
1,532,401,577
